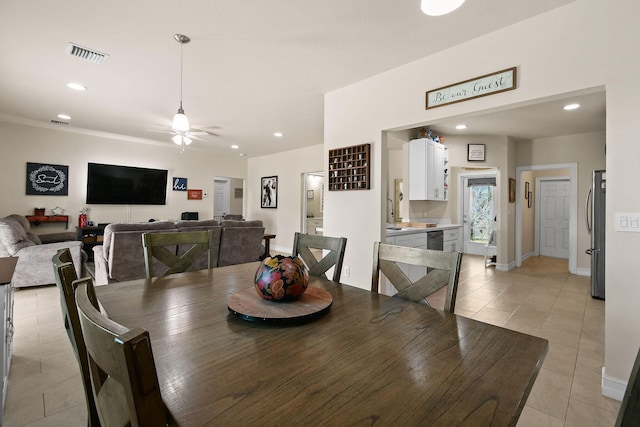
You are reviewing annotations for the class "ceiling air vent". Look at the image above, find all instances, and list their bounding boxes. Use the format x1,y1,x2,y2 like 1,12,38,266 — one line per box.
65,42,109,65
50,120,70,126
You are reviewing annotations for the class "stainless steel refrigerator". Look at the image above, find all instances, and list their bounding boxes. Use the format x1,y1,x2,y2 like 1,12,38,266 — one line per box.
585,170,606,300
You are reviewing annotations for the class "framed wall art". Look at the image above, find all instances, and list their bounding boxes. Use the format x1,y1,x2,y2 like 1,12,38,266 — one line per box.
261,176,278,208
187,189,203,200
173,177,187,191
467,144,486,162
509,178,516,203
26,162,69,195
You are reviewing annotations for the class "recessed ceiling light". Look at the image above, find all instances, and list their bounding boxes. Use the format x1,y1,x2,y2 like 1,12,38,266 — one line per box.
273,132,284,137
563,103,580,110
239,153,247,157
231,144,239,149
57,114,71,120
421,0,465,16
455,124,468,130
67,82,87,91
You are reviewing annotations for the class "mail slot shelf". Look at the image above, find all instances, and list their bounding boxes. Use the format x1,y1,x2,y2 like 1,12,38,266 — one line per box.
328,143,370,191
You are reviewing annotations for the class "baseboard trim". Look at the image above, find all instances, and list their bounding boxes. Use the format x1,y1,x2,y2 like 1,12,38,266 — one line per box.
271,245,292,256
522,251,535,261
602,367,626,401
575,267,591,276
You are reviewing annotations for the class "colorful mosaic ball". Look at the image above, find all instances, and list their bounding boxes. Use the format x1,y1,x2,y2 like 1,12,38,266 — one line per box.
254,255,309,301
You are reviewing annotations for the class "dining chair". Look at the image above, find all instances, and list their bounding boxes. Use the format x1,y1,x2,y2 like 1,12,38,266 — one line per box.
292,232,347,282
52,248,101,427
142,229,214,278
615,347,640,426
75,279,173,427
371,241,463,313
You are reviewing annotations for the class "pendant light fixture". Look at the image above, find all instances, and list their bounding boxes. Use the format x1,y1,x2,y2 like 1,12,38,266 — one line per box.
420,0,465,16
172,34,190,132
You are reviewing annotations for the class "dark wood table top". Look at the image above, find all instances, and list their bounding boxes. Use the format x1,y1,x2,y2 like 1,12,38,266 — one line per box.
0,257,18,285
96,262,548,426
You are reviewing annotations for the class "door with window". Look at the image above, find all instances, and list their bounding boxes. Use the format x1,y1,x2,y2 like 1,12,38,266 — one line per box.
462,176,496,255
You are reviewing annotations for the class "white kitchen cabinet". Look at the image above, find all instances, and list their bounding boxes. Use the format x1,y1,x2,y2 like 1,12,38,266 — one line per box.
409,138,448,201
388,232,428,285
443,227,461,252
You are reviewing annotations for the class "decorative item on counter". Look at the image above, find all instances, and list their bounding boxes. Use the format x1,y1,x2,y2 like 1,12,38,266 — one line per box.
34,208,45,216
254,255,309,301
51,206,63,215
78,207,89,227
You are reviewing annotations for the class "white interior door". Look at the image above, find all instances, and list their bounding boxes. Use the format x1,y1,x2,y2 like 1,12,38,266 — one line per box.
539,179,570,258
213,178,230,218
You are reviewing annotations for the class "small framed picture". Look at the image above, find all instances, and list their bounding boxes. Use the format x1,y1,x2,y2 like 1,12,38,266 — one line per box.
509,178,516,203
187,189,203,200
467,144,486,161
261,176,278,208
307,190,314,199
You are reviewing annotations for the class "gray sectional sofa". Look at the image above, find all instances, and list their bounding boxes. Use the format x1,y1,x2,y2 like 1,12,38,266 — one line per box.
0,214,84,288
93,219,265,285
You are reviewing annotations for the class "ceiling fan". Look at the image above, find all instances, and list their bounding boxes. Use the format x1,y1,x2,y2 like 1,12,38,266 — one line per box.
147,33,219,152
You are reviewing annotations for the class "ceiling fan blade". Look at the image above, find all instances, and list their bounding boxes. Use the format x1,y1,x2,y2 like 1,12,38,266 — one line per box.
146,129,175,134
190,129,219,137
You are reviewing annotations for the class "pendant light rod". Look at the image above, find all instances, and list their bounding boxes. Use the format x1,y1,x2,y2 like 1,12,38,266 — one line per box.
172,34,191,133
174,34,190,111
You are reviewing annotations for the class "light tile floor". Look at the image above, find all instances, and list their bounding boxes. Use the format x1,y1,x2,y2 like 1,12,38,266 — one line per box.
2,255,620,426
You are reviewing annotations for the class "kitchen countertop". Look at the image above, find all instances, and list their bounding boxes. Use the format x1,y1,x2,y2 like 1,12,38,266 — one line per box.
386,224,461,237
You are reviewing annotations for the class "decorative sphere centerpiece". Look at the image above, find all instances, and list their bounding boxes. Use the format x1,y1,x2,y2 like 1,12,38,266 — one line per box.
254,255,309,301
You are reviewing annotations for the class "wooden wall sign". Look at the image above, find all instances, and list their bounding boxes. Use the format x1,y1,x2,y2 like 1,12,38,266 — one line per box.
426,67,517,109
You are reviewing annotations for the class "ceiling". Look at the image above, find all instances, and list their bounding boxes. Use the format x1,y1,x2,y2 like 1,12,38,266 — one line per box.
0,0,600,158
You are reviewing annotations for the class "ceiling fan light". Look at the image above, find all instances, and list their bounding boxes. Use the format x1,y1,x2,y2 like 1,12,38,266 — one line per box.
420,0,465,16
172,134,182,145
172,109,190,132
183,136,192,145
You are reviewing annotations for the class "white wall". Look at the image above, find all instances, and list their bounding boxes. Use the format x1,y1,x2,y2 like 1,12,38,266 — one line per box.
0,121,247,228
324,0,640,393
245,144,324,254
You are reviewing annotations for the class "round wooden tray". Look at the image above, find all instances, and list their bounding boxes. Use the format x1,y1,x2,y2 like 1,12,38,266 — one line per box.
228,286,333,323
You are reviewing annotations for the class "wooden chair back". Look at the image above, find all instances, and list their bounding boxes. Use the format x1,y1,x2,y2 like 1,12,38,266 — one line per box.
142,230,214,278
616,347,640,426
52,248,101,427
371,242,463,313
75,279,170,427
292,232,347,282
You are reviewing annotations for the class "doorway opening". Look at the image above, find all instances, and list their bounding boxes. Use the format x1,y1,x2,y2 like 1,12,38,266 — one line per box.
213,176,244,221
515,163,578,274
302,172,324,234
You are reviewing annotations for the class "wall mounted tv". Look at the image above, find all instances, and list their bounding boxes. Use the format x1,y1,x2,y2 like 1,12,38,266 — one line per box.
86,163,168,205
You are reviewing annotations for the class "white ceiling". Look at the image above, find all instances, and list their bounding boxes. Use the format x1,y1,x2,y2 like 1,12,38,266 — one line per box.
0,0,601,158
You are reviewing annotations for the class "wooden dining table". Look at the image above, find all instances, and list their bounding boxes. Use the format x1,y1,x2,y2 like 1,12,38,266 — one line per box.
95,262,548,426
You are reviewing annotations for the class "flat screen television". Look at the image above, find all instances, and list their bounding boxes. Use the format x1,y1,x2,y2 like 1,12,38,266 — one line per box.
86,163,168,205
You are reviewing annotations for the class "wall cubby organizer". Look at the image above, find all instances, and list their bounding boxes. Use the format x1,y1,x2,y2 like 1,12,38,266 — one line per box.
328,143,371,191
